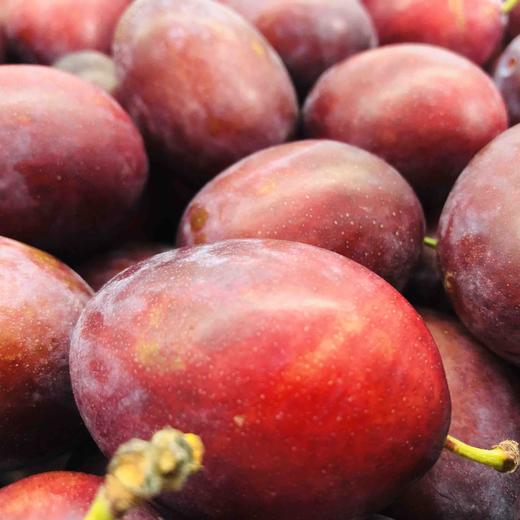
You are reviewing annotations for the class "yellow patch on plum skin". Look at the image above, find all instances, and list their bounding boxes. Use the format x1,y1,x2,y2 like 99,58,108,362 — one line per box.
189,205,209,232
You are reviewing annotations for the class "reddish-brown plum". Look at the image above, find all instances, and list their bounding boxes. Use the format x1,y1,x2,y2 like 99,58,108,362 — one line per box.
177,140,424,289
304,44,508,210
388,310,520,520
53,51,119,95
0,65,148,258
362,0,504,66
70,239,450,520
493,36,520,125
113,0,298,186
77,242,172,291
438,125,520,365
4,0,131,64
217,0,376,93
508,4,520,39
0,236,93,471
0,471,159,519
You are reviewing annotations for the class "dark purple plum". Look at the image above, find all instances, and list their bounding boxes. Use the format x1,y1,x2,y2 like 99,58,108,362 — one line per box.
494,36,520,125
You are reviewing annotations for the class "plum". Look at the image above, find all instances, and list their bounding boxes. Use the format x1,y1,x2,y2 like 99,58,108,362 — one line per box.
304,44,508,211
438,124,520,365
508,3,520,39
0,65,148,258
4,0,131,64
70,239,450,520
493,36,520,125
217,0,376,94
177,140,424,289
113,0,298,186
0,471,159,519
0,236,93,472
53,51,118,95
362,0,504,66
76,242,172,291
388,310,520,520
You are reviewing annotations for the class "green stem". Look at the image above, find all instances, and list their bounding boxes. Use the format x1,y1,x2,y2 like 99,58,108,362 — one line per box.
423,236,438,249
444,435,519,473
503,0,520,13
83,427,204,520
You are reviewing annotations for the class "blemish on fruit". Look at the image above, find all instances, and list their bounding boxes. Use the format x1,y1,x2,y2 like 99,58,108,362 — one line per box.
189,206,209,232
233,415,246,427
251,40,265,57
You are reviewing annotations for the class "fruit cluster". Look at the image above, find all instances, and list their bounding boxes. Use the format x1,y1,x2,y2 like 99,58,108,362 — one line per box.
0,1,520,519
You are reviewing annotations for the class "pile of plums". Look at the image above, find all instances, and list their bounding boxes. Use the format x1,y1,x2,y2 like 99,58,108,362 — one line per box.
1,1,520,519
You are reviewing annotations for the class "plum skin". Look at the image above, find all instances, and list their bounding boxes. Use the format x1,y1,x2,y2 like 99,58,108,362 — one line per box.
0,65,148,258
0,236,93,472
177,139,425,290
303,44,508,211
388,310,520,520
362,0,504,66
70,239,450,520
217,0,377,93
0,471,158,519
113,0,298,186
4,0,132,64
438,125,520,365
493,36,520,125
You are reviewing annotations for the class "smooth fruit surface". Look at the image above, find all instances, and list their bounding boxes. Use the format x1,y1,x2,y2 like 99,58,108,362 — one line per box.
0,471,158,519
0,65,148,258
0,237,93,471
493,36,520,125
304,44,507,210
389,310,520,520
71,239,450,520
363,0,504,65
177,140,424,289
4,0,131,64
113,0,298,186
438,125,520,365
218,0,376,92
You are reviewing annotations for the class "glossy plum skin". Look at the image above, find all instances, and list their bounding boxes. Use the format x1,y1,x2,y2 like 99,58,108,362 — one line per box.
4,0,131,64
53,51,118,95
362,0,504,66
304,44,508,211
177,140,424,289
76,242,172,291
493,36,520,125
388,311,520,520
113,0,298,187
438,125,520,365
0,65,148,258
0,237,93,472
217,0,376,93
0,472,159,520
70,239,450,520
508,4,520,39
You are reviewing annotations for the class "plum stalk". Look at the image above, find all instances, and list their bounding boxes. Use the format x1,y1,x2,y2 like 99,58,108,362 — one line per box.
83,428,204,520
503,0,520,14
423,236,438,249
444,435,519,473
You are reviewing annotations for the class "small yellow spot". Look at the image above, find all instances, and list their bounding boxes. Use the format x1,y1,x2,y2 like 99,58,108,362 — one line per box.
233,415,246,427
444,272,454,292
251,40,266,57
257,179,277,195
189,206,209,232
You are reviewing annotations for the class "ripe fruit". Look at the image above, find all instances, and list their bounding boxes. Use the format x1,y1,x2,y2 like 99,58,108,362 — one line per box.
0,236,92,471
70,239,450,520
217,0,377,93
4,0,131,64
362,0,504,66
0,471,158,519
438,124,520,365
388,310,520,520
113,0,298,186
0,65,148,258
493,36,520,125
53,51,118,95
77,242,172,291
304,44,507,210
177,140,424,289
